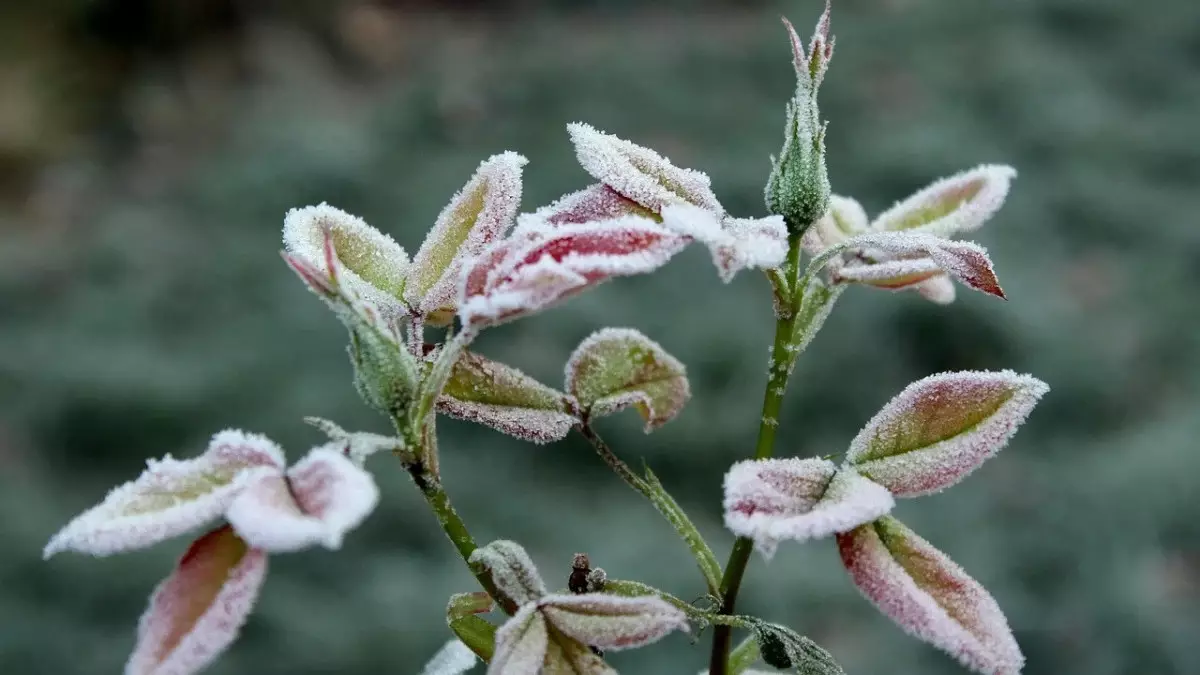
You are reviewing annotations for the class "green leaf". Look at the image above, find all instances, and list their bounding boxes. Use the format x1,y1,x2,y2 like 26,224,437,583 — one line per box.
438,350,578,444
748,620,845,675
566,328,690,432
448,615,496,663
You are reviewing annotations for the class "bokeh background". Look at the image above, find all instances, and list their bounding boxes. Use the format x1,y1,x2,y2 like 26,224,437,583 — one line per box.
2,0,1198,673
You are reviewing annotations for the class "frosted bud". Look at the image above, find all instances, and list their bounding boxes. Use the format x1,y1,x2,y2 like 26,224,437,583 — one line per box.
469,540,547,606
838,516,1023,675
870,165,1016,239
845,370,1048,497
565,328,690,432
746,619,844,674
538,593,689,651
126,525,268,675
722,457,893,558
438,350,578,444
406,153,527,324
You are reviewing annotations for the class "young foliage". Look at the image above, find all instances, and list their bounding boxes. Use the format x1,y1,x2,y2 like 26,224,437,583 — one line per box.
837,517,1023,675
438,350,577,444
870,165,1016,238
846,371,1049,497
447,593,498,662
528,184,656,227
126,525,268,675
826,232,1006,300
722,458,893,558
421,639,480,675
746,619,845,675
660,205,789,282
566,328,690,432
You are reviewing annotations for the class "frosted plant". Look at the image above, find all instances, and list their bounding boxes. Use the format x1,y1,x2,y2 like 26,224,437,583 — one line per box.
43,3,1049,674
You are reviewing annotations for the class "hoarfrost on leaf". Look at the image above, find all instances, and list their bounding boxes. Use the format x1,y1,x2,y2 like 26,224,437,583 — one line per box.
837,516,1023,675
723,457,894,558
527,183,657,228
421,639,479,675
565,327,691,432
660,204,788,282
537,593,689,651
830,232,1007,299
870,165,1016,238
406,152,528,323
468,540,548,606
126,525,268,675
747,619,845,675
845,370,1048,497
488,604,548,675
44,430,285,558
438,350,578,444
567,122,724,214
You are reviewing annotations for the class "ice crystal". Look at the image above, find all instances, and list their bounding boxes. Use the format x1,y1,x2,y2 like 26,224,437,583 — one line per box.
528,183,656,227
468,540,548,606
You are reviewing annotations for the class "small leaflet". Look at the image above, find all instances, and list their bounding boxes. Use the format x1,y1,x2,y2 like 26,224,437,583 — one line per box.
282,203,410,317
837,517,1023,675
845,370,1048,497
125,525,268,675
468,540,548,607
747,619,845,674
566,122,724,214
487,605,548,675
565,327,691,432
722,457,893,558
44,430,285,558
537,593,689,651
406,153,527,321
869,165,1016,238
528,183,657,227
437,350,578,444
420,639,479,675
832,232,1007,299
660,205,788,282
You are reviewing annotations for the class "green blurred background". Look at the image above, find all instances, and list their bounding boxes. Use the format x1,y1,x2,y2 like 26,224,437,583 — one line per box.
2,0,1197,673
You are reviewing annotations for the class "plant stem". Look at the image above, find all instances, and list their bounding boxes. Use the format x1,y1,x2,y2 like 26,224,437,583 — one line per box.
708,234,804,675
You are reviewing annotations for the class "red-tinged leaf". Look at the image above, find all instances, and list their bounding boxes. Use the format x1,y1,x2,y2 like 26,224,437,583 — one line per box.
565,328,690,432
44,430,285,558
438,351,577,444
457,218,688,328
488,605,548,675
845,371,1048,497
282,203,409,315
538,593,688,651
870,165,1016,238
836,232,1006,299
529,183,656,227
406,153,527,321
126,525,267,675
567,122,724,214
225,446,379,552
838,517,1023,675
723,458,893,558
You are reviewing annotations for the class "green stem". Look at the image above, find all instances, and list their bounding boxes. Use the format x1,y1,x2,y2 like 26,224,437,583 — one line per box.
708,234,804,675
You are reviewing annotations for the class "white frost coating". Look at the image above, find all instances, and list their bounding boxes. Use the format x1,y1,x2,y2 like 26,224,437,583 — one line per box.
527,183,651,229
488,605,548,675
126,526,268,675
846,370,1048,497
660,204,788,282
420,639,478,675
723,458,894,558
870,165,1016,238
538,593,689,651
436,398,577,444
282,203,409,316
44,430,285,558
916,275,957,305
567,122,724,214
838,518,1024,675
802,194,869,257
226,446,380,552
835,232,1006,299
406,152,527,317
468,540,548,606
457,217,689,328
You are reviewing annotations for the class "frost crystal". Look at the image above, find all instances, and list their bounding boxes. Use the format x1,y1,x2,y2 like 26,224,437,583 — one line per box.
871,165,1016,239
538,593,688,651
420,639,479,675
225,446,380,552
126,525,268,675
723,458,893,558
565,327,690,432
406,152,527,323
457,217,688,328
566,122,723,214
44,430,284,558
660,205,788,282
846,370,1048,497
438,350,578,444
282,203,410,317
838,517,1023,675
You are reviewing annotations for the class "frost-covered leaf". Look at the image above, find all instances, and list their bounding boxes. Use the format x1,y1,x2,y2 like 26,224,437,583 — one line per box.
747,619,844,675
44,430,284,558
126,525,267,675
791,279,844,359
845,371,1048,497
566,328,690,432
870,165,1016,238
458,217,688,329
527,183,657,228
438,351,578,444
542,631,616,675
915,274,957,305
302,417,408,466
539,593,688,651
283,203,409,316
661,204,788,282
832,232,1006,299
783,0,834,88
406,153,527,322
723,458,893,558
837,516,1023,675
801,194,868,257
421,639,479,675
488,605,548,675
567,123,723,214
225,446,379,552
447,593,497,663
469,540,547,606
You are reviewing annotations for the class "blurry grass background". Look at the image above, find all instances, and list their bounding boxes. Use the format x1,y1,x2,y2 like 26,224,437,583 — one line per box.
1,0,1198,673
